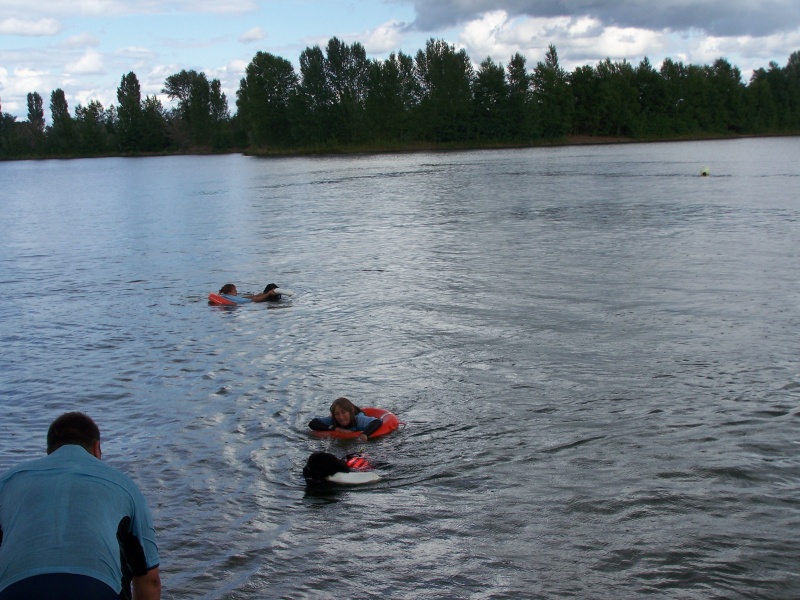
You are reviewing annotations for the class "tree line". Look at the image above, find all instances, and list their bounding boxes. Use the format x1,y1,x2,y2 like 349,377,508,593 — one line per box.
1,38,799,159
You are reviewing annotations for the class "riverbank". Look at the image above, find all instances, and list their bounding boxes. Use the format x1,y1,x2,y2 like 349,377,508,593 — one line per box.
243,132,799,158
3,132,797,162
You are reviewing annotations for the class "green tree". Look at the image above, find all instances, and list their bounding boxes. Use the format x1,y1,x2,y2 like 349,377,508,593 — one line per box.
364,52,419,143
473,56,509,140
48,88,75,154
506,52,536,141
570,64,599,135
74,100,110,154
635,57,670,136
324,37,370,143
414,38,475,142
27,92,45,133
116,72,143,151
595,59,641,137
23,91,46,153
187,73,212,145
0,96,21,158
659,58,691,134
294,45,334,144
707,58,745,133
236,51,298,147
532,45,572,139
141,95,169,151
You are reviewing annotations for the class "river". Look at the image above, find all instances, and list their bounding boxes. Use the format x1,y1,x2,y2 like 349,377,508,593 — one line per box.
0,138,798,598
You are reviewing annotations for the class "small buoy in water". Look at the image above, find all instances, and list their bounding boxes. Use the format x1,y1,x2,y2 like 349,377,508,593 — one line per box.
700,167,710,176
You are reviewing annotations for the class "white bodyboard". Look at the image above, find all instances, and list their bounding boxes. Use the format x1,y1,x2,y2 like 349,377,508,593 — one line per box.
327,471,381,485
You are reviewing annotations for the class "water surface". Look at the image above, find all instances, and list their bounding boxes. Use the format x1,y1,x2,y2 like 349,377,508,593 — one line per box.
1,138,798,599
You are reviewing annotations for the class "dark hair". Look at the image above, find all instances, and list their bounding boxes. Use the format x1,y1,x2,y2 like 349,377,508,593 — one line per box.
219,283,236,294
329,397,362,422
264,283,278,293
47,412,100,454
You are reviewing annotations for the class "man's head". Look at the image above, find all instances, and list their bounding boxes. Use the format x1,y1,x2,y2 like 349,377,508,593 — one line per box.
47,412,101,455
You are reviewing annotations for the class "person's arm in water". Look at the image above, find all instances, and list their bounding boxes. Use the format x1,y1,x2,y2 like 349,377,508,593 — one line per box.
133,566,161,600
249,283,281,302
309,417,335,431
248,290,280,302
355,415,382,442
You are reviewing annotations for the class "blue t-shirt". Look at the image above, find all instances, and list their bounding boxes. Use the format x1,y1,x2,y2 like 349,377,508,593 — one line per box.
220,294,252,304
314,413,379,431
0,445,159,594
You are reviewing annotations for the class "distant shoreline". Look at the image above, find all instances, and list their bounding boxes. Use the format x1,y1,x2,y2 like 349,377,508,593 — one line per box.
3,132,797,162
243,132,800,158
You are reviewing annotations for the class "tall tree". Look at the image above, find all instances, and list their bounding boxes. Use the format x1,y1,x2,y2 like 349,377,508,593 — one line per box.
506,52,536,141
635,57,670,136
707,58,745,133
140,95,168,151
473,56,509,140
116,72,143,151
26,92,45,133
48,88,74,154
162,70,199,121
0,95,21,158
295,45,334,143
324,37,370,143
236,52,298,147
365,52,418,143
532,45,572,139
414,38,475,142
74,100,110,154
594,59,641,137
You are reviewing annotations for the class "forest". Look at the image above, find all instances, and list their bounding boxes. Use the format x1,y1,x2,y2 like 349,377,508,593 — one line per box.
1,38,799,160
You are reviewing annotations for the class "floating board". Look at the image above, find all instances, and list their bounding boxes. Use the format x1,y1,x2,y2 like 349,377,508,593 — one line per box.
273,288,293,296
208,293,252,306
311,407,401,440
327,471,381,485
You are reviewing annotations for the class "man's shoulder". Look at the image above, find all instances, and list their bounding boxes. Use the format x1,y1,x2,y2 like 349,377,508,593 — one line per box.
1,447,140,492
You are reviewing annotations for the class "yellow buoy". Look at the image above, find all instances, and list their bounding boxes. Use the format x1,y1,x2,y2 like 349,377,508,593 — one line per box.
700,167,710,176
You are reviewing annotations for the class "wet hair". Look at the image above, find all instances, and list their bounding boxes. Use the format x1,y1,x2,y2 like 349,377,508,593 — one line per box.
264,283,278,293
329,397,362,425
47,412,100,454
219,283,236,294
303,452,349,485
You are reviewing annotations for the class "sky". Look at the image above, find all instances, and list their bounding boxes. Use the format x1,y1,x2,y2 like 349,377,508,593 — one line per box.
1,0,799,121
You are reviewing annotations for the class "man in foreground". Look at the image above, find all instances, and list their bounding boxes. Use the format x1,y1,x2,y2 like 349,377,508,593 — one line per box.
0,412,161,599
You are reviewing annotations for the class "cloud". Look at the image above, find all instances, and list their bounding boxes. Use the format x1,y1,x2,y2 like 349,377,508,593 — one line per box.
239,27,266,43
361,20,407,54
67,50,106,74
0,18,61,36
2,0,257,18
411,0,800,38
458,11,665,67
59,33,101,50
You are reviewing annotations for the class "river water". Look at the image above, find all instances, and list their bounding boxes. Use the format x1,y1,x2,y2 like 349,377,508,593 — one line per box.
0,138,798,599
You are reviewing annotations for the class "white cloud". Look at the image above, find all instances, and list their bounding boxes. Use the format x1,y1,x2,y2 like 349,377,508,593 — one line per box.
361,20,406,54
116,46,159,60
67,50,106,74
229,59,248,74
8,67,49,97
239,26,266,43
2,0,257,18
59,33,101,50
0,18,61,36
458,11,668,70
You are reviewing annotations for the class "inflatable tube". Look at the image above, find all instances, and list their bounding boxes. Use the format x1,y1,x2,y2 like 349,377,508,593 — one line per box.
311,407,400,440
327,471,381,485
208,293,252,306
